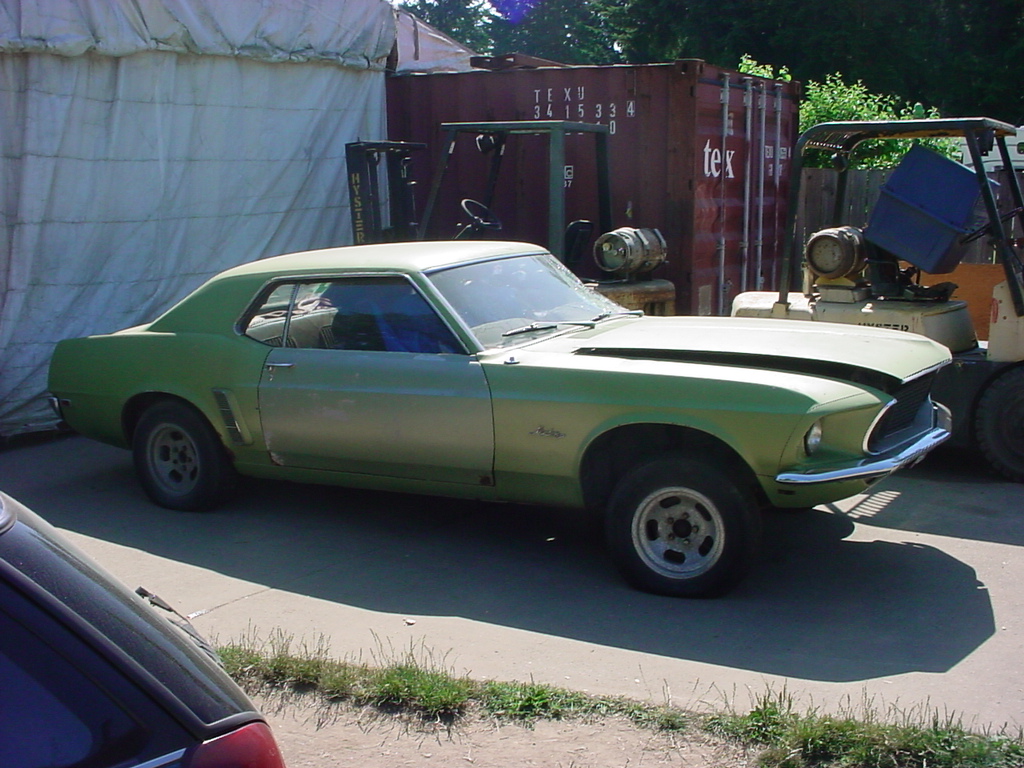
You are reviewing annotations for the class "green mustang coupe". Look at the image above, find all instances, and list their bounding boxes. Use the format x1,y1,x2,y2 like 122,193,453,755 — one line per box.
49,241,952,597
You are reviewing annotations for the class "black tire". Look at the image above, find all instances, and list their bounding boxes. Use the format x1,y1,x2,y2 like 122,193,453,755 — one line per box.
132,401,236,511
605,454,761,597
975,366,1024,483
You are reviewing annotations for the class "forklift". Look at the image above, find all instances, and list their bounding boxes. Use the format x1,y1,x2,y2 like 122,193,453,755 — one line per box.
417,120,675,314
732,117,1024,482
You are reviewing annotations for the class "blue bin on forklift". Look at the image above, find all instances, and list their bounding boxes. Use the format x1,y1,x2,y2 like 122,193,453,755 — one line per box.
864,145,988,274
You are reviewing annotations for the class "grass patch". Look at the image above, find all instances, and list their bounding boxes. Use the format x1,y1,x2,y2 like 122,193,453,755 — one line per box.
218,632,1024,765
479,679,592,720
365,662,476,717
219,630,476,719
706,688,1024,767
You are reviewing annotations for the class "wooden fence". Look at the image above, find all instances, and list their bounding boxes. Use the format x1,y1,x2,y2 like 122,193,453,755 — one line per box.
795,167,1023,265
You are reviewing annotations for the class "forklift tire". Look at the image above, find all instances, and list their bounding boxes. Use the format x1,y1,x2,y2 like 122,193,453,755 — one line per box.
975,366,1024,484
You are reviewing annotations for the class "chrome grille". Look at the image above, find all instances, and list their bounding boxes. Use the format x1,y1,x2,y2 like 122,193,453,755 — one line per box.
868,373,935,452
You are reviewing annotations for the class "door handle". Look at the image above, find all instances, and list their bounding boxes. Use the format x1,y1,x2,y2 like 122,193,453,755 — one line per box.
265,362,294,369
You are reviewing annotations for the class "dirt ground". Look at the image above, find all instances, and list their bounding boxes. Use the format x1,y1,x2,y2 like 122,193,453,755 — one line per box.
255,691,758,768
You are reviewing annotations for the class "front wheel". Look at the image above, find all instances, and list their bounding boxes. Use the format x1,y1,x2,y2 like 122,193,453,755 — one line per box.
975,366,1024,483
132,401,236,511
605,455,761,597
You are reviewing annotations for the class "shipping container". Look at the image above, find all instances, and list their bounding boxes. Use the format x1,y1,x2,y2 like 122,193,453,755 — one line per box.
386,59,800,316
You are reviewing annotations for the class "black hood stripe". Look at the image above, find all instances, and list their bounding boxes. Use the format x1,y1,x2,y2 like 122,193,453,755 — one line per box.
573,347,900,395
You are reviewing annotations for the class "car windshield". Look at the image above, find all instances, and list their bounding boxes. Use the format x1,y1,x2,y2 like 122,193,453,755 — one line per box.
427,253,634,348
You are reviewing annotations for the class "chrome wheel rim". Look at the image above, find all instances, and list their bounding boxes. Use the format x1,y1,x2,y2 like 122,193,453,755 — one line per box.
146,423,200,496
630,487,724,579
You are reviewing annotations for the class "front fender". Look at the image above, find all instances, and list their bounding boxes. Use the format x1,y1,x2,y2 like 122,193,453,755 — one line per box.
483,354,885,505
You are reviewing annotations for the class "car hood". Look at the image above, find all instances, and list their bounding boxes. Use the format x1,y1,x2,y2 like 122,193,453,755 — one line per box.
539,315,950,392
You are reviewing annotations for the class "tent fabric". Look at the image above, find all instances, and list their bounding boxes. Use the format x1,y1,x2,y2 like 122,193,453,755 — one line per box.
393,8,476,73
0,0,396,69
0,0,395,436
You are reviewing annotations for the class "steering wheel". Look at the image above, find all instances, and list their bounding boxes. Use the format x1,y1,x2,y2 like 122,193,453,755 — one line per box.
460,199,502,233
961,207,1024,244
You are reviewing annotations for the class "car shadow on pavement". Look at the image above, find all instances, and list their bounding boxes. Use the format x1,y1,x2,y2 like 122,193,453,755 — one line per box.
0,436,995,684
819,444,1024,548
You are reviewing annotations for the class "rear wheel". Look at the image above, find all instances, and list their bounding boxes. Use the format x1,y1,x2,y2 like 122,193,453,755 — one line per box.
605,454,761,597
132,401,236,511
975,366,1024,483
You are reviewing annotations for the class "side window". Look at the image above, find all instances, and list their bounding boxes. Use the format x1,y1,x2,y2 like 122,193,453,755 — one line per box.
322,277,456,353
245,277,461,353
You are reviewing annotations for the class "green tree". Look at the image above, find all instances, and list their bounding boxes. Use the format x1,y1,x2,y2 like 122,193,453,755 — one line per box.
599,0,794,66
920,0,1024,123
603,0,1024,124
739,56,956,169
489,0,621,64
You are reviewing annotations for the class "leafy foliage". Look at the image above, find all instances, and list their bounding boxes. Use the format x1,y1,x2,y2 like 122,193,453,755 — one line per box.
488,0,622,64
739,56,958,169
736,54,790,83
803,79,959,169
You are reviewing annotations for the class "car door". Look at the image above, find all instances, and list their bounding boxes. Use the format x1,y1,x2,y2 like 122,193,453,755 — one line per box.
253,275,495,486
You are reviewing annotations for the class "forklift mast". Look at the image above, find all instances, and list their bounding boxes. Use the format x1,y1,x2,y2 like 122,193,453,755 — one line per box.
419,121,614,260
346,141,426,244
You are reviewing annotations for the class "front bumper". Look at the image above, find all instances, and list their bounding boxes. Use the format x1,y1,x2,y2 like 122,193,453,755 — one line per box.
775,403,952,486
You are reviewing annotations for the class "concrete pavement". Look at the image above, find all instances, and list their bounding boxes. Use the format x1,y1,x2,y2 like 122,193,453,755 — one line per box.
2,434,1022,727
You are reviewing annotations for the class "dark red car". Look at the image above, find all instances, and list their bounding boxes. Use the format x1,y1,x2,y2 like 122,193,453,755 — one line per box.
0,491,287,768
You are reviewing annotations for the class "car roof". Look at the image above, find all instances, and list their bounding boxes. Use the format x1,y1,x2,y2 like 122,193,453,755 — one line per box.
220,240,548,280
148,240,553,334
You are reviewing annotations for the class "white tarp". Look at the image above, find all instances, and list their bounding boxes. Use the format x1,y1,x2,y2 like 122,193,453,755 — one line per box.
0,0,395,66
393,8,476,73
0,0,396,436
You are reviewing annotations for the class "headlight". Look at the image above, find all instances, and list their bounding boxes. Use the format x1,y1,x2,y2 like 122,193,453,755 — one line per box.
804,421,823,455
